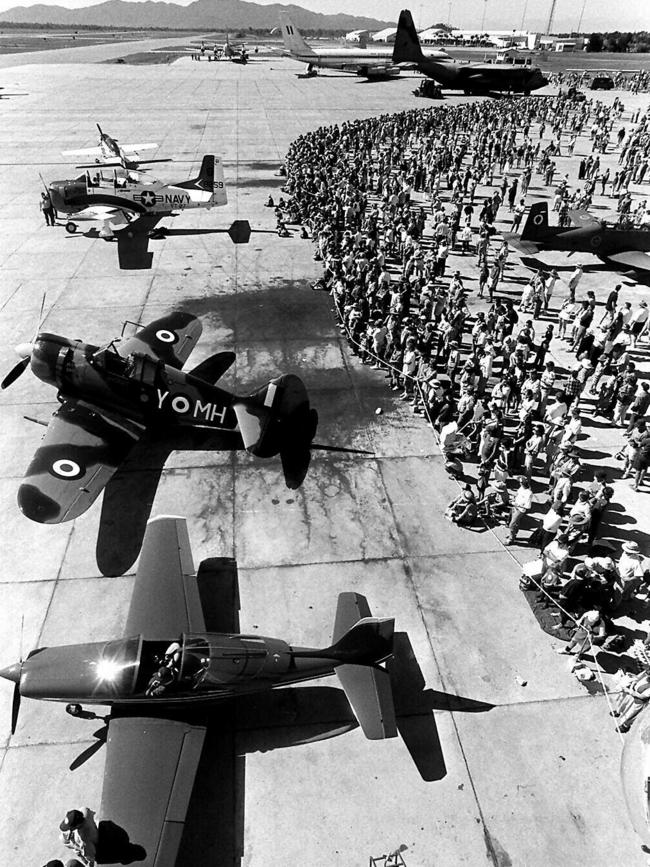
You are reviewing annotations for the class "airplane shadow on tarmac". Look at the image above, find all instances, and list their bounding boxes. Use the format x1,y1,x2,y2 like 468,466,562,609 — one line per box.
96,427,241,576
85,564,493,866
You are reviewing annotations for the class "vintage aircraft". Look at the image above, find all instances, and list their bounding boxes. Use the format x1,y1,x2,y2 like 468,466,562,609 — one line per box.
47,154,250,269
0,515,396,864
392,9,548,94
61,124,164,170
190,34,248,61
279,13,448,79
505,201,650,272
1,310,319,523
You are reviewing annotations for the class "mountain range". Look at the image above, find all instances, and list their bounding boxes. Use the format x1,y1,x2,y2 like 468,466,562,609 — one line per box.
0,0,391,30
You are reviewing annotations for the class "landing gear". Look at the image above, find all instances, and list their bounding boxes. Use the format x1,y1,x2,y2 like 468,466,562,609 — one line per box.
305,63,317,77
66,703,103,721
65,221,77,234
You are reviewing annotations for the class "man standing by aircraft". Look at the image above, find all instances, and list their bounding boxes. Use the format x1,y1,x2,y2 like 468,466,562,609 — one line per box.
40,190,55,226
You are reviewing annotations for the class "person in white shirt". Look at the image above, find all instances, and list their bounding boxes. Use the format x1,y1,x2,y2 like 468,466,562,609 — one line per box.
505,476,533,545
59,808,98,867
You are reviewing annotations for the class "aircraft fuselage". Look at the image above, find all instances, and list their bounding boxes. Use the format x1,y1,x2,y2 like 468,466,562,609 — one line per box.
30,333,239,432
4,633,342,707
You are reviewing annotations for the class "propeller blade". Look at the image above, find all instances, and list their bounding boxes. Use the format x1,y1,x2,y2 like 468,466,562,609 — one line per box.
1,356,29,390
11,682,20,735
69,726,108,771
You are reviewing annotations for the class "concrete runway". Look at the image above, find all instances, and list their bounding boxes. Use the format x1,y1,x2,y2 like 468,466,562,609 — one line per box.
0,52,647,866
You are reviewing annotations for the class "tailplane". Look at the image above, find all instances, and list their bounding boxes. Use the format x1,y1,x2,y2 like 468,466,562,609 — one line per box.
233,373,318,488
328,593,397,740
176,155,228,206
279,15,317,58
392,9,425,63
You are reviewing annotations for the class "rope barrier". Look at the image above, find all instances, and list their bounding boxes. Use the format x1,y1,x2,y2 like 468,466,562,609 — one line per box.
329,277,625,742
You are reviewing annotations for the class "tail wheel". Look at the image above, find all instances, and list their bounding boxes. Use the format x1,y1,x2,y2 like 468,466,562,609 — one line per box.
65,222,77,234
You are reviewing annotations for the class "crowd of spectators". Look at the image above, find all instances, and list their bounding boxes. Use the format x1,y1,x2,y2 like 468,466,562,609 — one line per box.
277,91,650,726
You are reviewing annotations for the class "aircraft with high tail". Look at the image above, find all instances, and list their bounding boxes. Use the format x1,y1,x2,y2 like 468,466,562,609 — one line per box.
1,311,320,523
279,13,448,78
0,515,397,866
392,9,548,95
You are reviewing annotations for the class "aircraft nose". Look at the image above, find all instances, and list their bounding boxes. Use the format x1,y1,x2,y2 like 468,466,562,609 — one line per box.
15,342,33,360
0,662,21,684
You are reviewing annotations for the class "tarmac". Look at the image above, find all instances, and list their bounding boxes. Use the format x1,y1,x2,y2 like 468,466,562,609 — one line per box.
0,45,648,867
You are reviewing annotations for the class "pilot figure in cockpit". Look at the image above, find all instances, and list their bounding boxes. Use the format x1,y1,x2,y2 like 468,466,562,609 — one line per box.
145,665,174,697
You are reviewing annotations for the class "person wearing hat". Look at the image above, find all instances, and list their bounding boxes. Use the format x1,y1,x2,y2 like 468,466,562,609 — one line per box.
478,479,510,522
59,807,98,866
444,486,477,526
617,541,645,601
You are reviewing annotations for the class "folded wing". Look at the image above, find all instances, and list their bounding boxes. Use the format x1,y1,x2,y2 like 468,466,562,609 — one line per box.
116,311,202,369
125,516,205,639
99,716,206,867
18,400,144,524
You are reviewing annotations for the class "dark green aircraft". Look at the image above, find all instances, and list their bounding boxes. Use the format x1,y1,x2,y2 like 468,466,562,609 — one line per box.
0,516,397,867
506,202,650,273
1,311,319,523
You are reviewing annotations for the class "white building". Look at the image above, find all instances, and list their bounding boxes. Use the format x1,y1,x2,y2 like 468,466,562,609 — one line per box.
370,27,397,42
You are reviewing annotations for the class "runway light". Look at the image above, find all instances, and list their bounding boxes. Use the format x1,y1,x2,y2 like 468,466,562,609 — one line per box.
95,659,122,682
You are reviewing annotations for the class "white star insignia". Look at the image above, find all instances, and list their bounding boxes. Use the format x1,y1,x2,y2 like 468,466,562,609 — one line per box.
141,191,156,207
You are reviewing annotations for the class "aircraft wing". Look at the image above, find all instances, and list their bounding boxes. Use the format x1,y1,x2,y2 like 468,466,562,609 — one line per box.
115,310,202,369
99,716,206,867
114,214,163,270
61,145,103,157
120,142,159,154
568,209,601,228
125,516,205,638
607,250,650,272
18,400,144,524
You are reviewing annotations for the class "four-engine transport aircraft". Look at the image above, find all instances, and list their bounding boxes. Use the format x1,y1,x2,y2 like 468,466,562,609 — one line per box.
279,13,448,78
0,515,397,866
392,9,548,95
61,124,165,170
47,154,251,269
1,311,319,523
505,201,650,273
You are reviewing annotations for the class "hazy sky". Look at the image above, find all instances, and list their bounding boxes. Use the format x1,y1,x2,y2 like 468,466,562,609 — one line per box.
0,0,648,32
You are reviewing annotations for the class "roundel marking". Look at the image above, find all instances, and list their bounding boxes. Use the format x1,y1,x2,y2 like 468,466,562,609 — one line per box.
156,329,178,344
171,395,191,414
533,214,544,226
591,234,602,248
51,459,84,479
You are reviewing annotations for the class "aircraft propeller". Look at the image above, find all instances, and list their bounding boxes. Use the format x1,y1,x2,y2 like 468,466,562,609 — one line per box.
1,295,45,389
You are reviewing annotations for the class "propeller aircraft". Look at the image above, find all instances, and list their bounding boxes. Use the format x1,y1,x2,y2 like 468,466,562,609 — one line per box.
1,310,320,524
392,9,548,95
61,124,164,170
505,201,650,273
0,515,397,865
47,154,251,269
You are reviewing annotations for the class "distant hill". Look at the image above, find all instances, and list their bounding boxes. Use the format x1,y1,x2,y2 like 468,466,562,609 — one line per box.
0,0,392,30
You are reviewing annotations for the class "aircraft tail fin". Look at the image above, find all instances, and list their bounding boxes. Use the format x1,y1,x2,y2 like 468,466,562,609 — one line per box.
521,201,551,241
279,15,316,58
176,156,228,205
392,8,425,63
233,373,318,488
328,593,397,740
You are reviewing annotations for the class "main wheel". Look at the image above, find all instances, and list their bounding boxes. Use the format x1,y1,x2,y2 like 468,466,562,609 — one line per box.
65,222,77,234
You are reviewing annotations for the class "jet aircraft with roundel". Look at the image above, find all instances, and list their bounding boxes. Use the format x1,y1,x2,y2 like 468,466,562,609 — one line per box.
47,154,250,269
1,311,319,524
